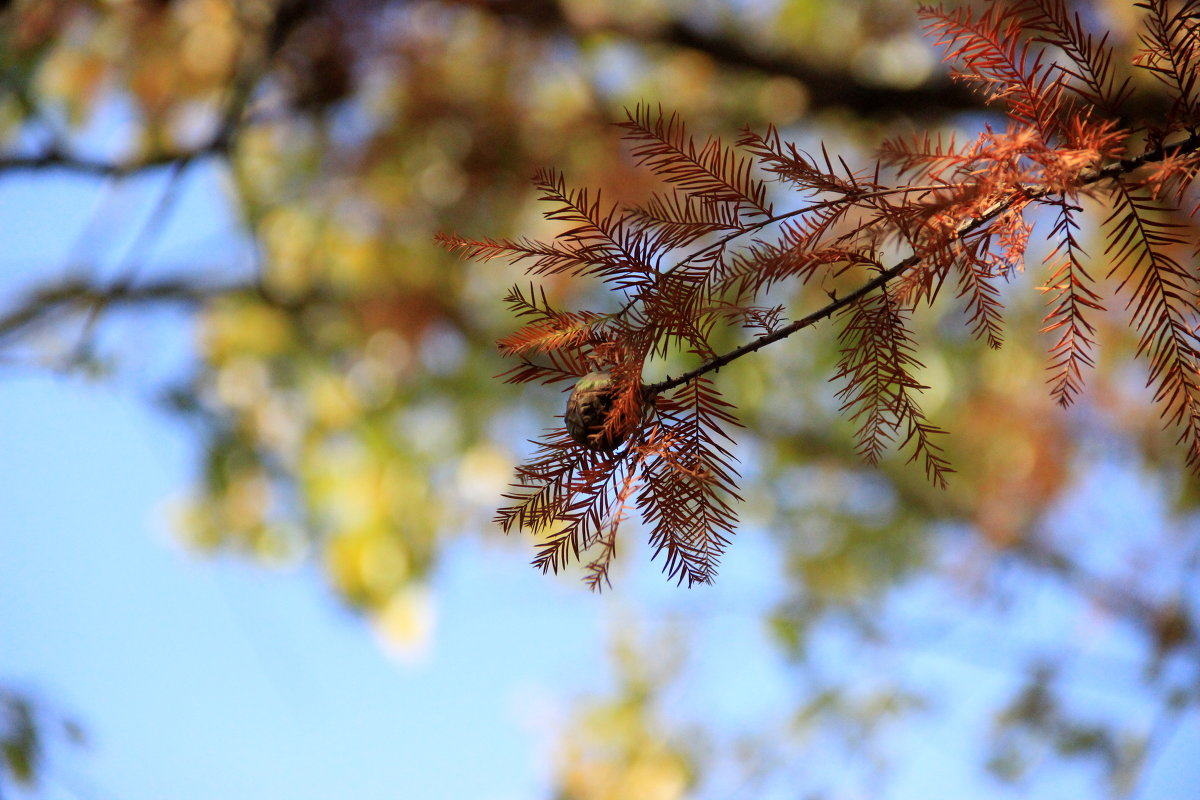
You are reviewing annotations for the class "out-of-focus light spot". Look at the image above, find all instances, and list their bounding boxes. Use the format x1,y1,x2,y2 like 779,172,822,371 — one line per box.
314,445,381,532
202,302,293,360
589,40,645,97
917,350,952,415
253,395,301,454
373,586,436,664
347,357,398,407
169,99,226,149
261,207,317,295
223,469,271,530
853,36,936,89
311,373,361,429
359,534,411,595
400,403,457,455
215,355,270,408
560,0,611,30
352,325,415,405
661,50,718,112
366,329,411,372
322,228,377,291
253,522,309,568
182,21,236,81
176,0,234,27
756,76,808,124
456,444,512,506
418,160,467,207
419,324,466,375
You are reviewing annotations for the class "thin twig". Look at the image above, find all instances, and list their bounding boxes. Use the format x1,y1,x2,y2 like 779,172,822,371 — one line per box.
0,278,236,343
0,141,227,178
72,159,195,355
609,182,963,321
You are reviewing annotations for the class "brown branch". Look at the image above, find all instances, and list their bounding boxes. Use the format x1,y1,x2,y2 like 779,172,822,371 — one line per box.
1093,130,1200,179
645,131,1200,398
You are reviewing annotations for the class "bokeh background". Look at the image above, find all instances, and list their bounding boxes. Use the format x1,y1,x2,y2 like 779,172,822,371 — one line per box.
1,1,1197,798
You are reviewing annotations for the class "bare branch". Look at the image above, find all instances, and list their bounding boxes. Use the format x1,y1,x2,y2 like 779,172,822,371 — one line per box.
0,277,239,344
0,140,229,179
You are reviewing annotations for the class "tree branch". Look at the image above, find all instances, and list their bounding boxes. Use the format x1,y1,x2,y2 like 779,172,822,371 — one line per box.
644,256,916,397
0,140,229,179
0,27,258,181
629,19,982,118
473,0,1191,126
460,0,985,118
0,277,236,344
645,131,1200,397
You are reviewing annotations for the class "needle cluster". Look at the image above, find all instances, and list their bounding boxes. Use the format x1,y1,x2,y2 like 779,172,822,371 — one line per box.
440,0,1200,588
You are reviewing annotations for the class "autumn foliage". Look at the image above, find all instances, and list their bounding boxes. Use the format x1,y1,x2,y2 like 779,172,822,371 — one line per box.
440,0,1200,588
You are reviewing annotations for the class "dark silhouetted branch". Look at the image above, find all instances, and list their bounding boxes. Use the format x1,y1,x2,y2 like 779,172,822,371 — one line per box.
0,277,235,344
0,139,229,179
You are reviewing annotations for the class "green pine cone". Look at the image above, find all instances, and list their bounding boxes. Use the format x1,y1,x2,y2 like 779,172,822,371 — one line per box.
565,371,624,452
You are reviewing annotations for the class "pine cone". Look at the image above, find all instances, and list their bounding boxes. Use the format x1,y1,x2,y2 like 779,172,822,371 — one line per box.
565,371,624,452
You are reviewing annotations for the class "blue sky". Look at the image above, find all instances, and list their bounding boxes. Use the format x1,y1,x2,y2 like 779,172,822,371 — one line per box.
0,351,607,800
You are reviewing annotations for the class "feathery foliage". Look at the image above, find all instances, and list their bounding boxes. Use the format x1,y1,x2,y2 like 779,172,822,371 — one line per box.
441,0,1200,587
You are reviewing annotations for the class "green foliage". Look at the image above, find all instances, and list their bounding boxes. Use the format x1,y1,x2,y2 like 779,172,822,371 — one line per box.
0,690,83,793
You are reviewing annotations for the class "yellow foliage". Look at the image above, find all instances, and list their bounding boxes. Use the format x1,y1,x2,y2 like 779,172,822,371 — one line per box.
260,207,320,296
180,18,237,83
214,355,270,410
320,227,380,291
200,300,294,362
556,710,693,800
309,373,361,430
36,40,107,125
222,468,271,531
325,528,411,603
